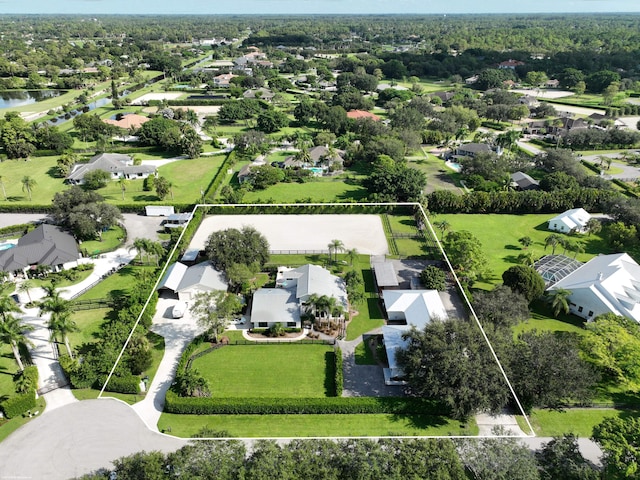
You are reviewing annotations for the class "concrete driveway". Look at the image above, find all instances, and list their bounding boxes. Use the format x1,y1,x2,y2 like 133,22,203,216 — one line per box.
0,399,188,480
121,213,165,247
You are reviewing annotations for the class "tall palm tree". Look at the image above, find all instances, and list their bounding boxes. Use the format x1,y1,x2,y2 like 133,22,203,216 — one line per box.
328,239,344,264
544,234,562,255
21,176,36,201
433,220,451,241
39,292,77,358
346,248,359,266
0,294,21,322
129,238,149,264
548,288,572,318
0,314,34,371
117,177,129,201
18,280,33,303
585,218,602,237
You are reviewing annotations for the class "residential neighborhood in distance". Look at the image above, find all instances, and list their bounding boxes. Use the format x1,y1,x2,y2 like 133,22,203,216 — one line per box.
1,11,640,479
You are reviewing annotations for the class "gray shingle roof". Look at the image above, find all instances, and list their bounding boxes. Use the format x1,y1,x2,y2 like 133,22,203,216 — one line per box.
0,224,79,272
67,153,156,182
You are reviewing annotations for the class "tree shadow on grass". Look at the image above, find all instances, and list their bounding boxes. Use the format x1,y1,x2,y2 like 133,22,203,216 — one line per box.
133,194,160,202
5,196,26,202
389,413,450,430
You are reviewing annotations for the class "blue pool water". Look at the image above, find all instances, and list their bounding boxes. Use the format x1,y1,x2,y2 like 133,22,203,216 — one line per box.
0,242,16,251
306,167,324,175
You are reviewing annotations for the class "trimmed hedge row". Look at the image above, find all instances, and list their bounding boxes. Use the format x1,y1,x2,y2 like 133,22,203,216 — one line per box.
1,392,36,419
335,346,343,397
98,375,141,394
0,223,33,236
205,203,412,216
203,150,236,201
164,391,448,415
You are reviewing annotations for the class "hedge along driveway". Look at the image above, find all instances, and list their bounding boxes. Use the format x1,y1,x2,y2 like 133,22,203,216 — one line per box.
191,344,335,398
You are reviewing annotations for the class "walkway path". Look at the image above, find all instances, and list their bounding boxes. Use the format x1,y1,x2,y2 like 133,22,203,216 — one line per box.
475,411,528,437
20,306,78,412
131,298,206,430
338,333,403,397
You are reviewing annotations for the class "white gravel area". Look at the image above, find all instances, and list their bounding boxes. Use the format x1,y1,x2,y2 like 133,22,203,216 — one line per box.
132,92,183,105
191,214,389,255
552,104,606,116
617,116,640,130
512,89,575,99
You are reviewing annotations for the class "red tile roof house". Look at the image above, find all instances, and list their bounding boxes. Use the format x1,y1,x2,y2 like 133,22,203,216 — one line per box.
346,110,381,121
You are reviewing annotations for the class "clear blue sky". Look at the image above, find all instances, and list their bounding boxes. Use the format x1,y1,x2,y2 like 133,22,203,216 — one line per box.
2,0,640,15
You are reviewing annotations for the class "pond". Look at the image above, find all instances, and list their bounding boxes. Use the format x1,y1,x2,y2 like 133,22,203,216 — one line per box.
0,90,67,109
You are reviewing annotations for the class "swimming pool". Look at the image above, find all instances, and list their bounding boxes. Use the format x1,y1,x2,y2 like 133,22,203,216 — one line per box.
446,161,461,172
0,241,16,251
305,167,324,175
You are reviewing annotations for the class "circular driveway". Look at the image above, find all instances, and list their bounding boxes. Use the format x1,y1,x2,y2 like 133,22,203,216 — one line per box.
0,399,187,480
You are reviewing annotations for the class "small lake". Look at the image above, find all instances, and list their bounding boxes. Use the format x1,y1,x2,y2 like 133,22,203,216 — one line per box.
0,90,67,109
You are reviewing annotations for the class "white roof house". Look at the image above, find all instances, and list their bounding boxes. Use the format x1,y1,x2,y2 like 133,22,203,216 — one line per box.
158,261,227,301
250,264,347,329
67,153,156,185
381,289,449,385
548,208,591,234
549,253,640,323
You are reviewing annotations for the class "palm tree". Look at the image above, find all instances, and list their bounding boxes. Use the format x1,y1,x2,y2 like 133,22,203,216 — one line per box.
517,251,536,266
544,234,562,255
518,236,533,249
18,280,33,303
346,248,359,266
548,288,572,318
585,218,602,237
328,239,344,264
0,315,34,371
117,177,129,201
0,294,21,322
39,292,77,358
21,176,36,201
129,238,149,264
433,220,451,241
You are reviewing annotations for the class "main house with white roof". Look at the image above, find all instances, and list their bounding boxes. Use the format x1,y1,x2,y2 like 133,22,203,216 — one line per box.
548,253,640,322
250,264,348,329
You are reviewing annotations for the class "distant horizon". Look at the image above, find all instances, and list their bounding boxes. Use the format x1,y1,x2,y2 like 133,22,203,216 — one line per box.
1,0,639,16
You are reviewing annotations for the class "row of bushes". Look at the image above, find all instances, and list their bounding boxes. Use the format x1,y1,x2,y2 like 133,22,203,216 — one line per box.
250,327,302,335
0,223,34,237
164,391,447,415
0,392,37,419
0,366,39,418
204,203,412,216
97,374,140,394
334,346,343,397
203,150,236,201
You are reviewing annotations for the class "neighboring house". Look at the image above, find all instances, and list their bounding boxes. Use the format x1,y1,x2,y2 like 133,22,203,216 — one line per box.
381,289,448,385
548,253,640,323
212,73,236,88
498,59,525,69
0,224,80,276
546,79,561,88
524,120,548,135
250,264,348,329
346,110,381,121
518,95,540,108
454,142,492,158
308,145,345,168
157,261,227,301
548,208,591,233
242,87,275,101
548,117,589,137
67,153,156,185
145,205,175,217
103,113,150,130
510,171,540,191
465,75,479,85
432,91,455,103
237,164,253,184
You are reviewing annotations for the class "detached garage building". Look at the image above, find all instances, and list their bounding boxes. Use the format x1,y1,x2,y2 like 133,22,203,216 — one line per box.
157,261,227,300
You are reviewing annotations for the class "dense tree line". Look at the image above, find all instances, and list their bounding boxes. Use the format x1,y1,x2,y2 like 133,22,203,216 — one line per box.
76,435,607,480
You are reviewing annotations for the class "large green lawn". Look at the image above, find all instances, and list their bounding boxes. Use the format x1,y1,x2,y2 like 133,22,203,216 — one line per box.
158,413,478,438
75,265,157,301
515,408,640,437
191,344,335,397
0,156,66,204
67,307,111,348
437,214,608,290
242,176,368,203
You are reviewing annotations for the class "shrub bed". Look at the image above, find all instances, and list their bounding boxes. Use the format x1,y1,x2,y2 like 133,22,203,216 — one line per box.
98,375,141,394
0,392,36,419
335,346,343,397
164,391,447,415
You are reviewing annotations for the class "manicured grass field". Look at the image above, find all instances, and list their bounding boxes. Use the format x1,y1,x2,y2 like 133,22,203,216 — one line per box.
78,225,125,256
75,265,157,301
68,307,110,348
0,156,66,204
242,176,368,203
515,408,640,437
0,344,18,401
437,214,608,290
191,344,335,398
158,413,478,438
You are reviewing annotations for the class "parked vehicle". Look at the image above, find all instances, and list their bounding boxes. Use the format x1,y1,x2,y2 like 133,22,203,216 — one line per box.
172,301,187,319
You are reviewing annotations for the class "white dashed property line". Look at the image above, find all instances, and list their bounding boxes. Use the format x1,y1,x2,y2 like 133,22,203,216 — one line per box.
99,201,535,438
